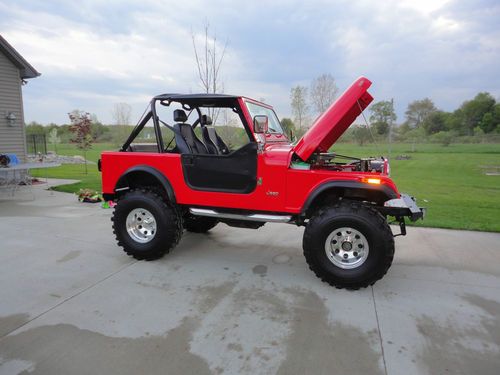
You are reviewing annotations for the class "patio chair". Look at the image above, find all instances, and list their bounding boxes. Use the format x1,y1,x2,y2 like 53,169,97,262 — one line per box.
6,154,19,166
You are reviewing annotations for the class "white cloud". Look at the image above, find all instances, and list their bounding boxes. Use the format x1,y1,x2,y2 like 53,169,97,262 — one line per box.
2,6,195,83
432,16,462,32
399,0,451,15
0,1,240,122
1,0,499,124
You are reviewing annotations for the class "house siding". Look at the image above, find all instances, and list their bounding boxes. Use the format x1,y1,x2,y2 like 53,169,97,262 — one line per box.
0,51,26,162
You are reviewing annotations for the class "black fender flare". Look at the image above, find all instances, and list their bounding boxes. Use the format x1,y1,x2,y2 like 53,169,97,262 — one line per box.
301,180,398,216
115,165,176,203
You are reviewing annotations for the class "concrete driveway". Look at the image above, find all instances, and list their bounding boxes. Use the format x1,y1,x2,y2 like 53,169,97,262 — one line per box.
1,183,499,375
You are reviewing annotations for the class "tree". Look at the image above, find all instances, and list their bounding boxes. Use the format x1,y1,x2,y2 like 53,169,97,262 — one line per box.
25,121,45,136
46,123,59,136
57,124,73,143
404,126,426,151
369,100,396,136
422,110,449,135
290,85,309,130
111,103,132,145
111,103,131,126
48,127,61,153
310,73,338,114
479,104,500,133
460,92,495,135
192,21,227,121
280,118,296,138
87,114,111,142
192,21,227,94
353,125,371,146
431,131,453,146
215,119,248,149
68,110,93,174
444,109,464,134
404,98,437,129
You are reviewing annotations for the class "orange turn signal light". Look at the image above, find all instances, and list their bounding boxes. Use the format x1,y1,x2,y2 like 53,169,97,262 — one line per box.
362,178,381,185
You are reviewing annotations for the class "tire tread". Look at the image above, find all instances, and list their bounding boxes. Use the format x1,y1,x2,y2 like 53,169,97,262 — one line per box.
112,188,182,260
303,200,394,290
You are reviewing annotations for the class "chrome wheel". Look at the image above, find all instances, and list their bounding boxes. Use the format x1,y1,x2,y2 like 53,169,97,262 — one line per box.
325,227,369,269
126,208,157,243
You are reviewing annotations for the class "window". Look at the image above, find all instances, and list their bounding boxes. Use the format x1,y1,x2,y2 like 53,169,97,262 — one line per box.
245,101,284,134
124,113,159,153
200,107,250,150
133,119,156,143
156,102,251,152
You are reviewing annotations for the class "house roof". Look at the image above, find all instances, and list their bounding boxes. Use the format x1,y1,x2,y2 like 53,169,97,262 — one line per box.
0,34,40,79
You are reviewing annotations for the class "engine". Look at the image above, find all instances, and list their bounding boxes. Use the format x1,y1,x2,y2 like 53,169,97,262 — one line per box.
298,152,389,174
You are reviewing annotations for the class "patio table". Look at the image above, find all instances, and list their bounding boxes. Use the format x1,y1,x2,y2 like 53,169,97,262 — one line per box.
0,162,61,197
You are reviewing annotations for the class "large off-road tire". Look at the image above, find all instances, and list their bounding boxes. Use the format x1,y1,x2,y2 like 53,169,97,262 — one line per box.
112,188,183,260
183,214,219,233
303,200,394,290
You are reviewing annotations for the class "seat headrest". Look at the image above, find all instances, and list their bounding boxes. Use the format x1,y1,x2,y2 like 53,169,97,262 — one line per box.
201,114,213,126
173,109,187,123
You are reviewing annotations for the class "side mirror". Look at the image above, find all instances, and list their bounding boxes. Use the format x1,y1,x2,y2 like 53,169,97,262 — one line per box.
253,115,268,134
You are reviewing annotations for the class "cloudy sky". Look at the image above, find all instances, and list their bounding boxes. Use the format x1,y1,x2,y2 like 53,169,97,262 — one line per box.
1,0,499,124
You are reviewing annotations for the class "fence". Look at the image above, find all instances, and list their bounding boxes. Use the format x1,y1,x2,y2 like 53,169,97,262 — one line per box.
26,134,47,155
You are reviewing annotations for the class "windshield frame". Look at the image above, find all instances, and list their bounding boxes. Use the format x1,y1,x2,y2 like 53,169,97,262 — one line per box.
244,99,284,135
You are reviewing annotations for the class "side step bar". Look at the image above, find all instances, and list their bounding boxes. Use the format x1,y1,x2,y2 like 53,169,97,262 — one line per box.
189,208,292,223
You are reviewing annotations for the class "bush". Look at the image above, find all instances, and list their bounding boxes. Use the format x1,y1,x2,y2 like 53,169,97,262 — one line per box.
430,131,453,146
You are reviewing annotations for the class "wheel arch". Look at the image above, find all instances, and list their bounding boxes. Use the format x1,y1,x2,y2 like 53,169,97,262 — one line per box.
301,181,398,218
113,165,176,203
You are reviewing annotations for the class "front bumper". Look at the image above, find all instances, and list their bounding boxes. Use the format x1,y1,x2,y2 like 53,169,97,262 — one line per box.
380,193,425,222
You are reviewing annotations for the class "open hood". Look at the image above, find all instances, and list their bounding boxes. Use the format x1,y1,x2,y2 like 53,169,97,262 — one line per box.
293,77,373,161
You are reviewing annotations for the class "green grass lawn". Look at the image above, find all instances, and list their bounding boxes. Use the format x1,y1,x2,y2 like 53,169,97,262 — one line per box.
31,142,500,232
31,143,115,193
333,143,500,232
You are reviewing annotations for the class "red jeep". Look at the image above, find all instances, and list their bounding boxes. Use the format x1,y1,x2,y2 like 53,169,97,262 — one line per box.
99,77,424,289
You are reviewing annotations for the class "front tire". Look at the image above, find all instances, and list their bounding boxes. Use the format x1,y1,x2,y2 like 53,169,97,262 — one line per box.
112,189,182,260
303,200,394,289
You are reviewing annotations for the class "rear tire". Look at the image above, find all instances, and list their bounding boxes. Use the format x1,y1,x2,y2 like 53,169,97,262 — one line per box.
184,214,218,233
303,200,394,290
112,189,182,260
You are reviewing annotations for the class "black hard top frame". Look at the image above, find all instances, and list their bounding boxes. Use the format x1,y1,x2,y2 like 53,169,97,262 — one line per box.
121,94,249,153
154,93,240,100
153,93,241,108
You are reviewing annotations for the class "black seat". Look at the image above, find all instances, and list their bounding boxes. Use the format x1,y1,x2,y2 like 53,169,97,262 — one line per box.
173,109,208,154
200,114,229,155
